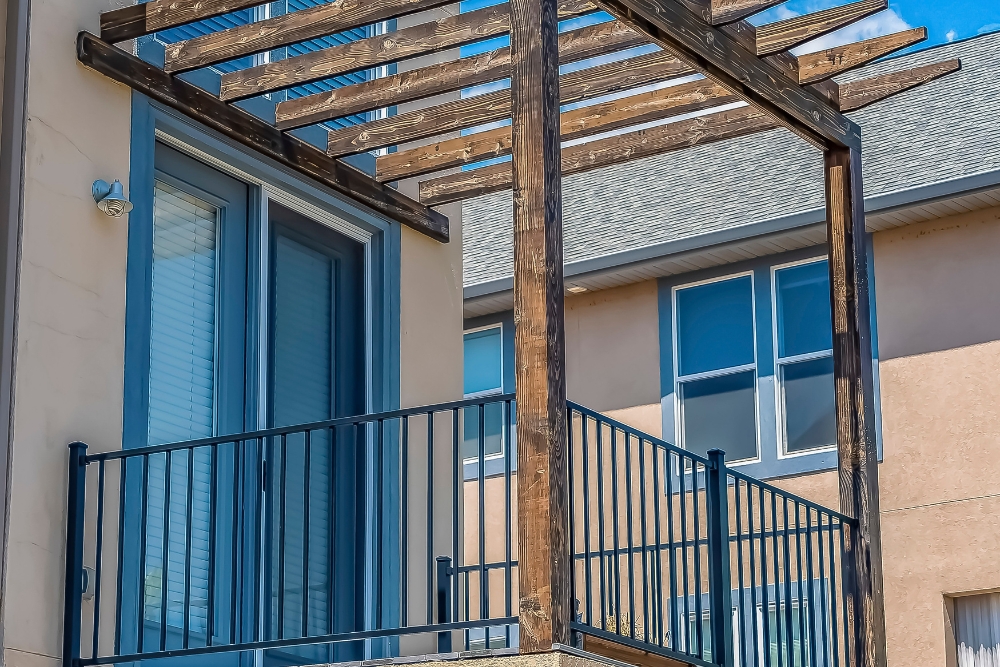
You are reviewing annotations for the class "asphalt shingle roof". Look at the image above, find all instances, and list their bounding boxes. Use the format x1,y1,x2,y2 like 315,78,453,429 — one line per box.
461,31,1000,288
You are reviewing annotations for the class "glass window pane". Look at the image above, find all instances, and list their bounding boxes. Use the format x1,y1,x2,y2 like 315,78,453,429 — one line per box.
464,327,503,395
775,261,832,358
765,604,810,667
676,276,755,376
954,592,1000,667
147,181,218,446
680,370,757,461
462,402,504,460
781,356,836,454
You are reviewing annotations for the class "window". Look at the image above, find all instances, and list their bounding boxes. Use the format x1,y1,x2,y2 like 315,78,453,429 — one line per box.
954,592,1000,667
674,274,759,462
773,260,836,456
463,325,505,461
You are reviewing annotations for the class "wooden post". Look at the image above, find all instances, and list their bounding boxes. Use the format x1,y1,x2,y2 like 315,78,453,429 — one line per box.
824,147,887,667
510,0,571,654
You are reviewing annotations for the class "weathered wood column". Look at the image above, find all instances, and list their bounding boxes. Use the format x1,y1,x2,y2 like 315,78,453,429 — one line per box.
824,147,887,667
510,0,571,654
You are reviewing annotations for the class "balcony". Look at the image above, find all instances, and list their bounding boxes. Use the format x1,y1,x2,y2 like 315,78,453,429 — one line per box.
64,396,858,667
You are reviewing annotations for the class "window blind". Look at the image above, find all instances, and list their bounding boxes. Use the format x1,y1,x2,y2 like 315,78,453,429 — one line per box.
956,592,1000,667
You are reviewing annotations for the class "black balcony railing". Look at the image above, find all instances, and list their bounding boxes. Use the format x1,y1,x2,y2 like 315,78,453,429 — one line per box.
64,398,857,667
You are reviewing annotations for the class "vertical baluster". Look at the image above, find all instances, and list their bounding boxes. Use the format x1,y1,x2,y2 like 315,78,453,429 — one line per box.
278,434,287,639
827,515,840,667
794,503,807,667
735,479,748,667
637,438,650,643
206,445,218,646
747,483,760,667
595,417,607,630
839,523,851,667
92,460,107,659
691,461,703,660
678,456,690,655
302,430,312,637
376,419,385,631
770,492,783,667
782,498,794,667
651,443,665,648
817,513,830,667
400,417,408,629
160,451,172,652
504,400,513,646
114,458,127,656
327,428,336,637
136,454,150,653
254,438,263,643
567,408,576,636
623,432,637,639
805,508,818,667
426,412,434,626
452,409,460,623
478,403,487,641
609,427,622,630
760,486,772,667
183,449,194,649
665,451,677,651
580,411,593,628
231,441,243,645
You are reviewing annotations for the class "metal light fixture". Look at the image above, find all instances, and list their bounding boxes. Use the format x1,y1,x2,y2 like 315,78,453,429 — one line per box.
92,179,133,217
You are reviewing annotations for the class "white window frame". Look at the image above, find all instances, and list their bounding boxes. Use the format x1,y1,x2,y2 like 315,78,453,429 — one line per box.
770,257,837,460
462,322,507,463
671,271,761,466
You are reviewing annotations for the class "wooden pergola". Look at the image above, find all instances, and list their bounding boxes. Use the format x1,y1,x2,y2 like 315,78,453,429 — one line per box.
79,0,959,664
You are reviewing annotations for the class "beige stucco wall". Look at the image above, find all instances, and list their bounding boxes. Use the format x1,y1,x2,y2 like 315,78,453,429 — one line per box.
566,280,662,437
868,205,1000,667
0,0,132,664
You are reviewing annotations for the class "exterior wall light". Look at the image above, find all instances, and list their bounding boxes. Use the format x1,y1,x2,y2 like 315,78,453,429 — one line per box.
92,179,133,217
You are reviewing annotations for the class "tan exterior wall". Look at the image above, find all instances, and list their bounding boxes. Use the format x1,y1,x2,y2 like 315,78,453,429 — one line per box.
566,281,662,437
867,205,1000,667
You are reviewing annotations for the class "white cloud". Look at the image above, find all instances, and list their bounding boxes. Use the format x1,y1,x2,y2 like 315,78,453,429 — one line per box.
946,29,957,42
979,23,1000,35
792,9,911,54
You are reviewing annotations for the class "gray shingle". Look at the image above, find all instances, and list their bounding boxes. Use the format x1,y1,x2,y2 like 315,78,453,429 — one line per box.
462,31,1000,288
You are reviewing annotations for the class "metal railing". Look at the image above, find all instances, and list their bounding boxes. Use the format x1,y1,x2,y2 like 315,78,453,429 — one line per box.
64,395,519,667
567,403,859,667
65,398,857,667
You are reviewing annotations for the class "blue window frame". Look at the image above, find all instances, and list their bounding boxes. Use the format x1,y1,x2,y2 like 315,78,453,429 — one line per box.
463,324,505,461
660,247,881,479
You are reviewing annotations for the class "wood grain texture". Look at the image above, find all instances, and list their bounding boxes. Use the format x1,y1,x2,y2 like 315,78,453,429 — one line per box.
163,0,456,73
837,58,960,111
510,0,571,653
218,0,596,101
755,0,886,56
76,32,449,241
100,0,269,42
794,28,926,85
593,0,861,150
376,79,735,181
275,18,645,130
708,0,785,24
824,146,887,667
326,49,690,156
418,105,776,204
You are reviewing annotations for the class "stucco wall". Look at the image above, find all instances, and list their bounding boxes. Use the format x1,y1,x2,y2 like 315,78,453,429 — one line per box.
0,0,133,664
565,281,661,436
869,205,1000,667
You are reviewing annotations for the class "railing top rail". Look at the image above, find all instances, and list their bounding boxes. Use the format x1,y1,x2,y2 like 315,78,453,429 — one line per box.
727,467,857,524
568,400,712,466
84,392,516,463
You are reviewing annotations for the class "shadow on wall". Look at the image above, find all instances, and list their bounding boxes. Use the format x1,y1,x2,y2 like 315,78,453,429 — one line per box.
873,207,1000,361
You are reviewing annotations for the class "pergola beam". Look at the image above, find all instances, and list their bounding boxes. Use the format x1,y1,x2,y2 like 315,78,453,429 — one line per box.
794,28,926,85
100,0,267,43
325,49,691,156
275,18,645,130
754,0,886,56
376,79,735,181
838,59,960,111
76,32,450,241
593,0,862,150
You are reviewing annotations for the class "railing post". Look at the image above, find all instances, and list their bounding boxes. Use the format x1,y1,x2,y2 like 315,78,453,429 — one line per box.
63,442,88,667
436,555,453,653
707,449,734,667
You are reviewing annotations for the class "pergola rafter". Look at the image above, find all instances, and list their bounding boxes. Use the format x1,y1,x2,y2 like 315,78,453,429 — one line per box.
79,0,962,664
